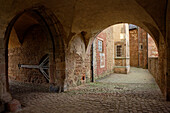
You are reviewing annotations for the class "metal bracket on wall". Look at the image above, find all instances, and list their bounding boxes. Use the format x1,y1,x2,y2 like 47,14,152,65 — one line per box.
18,55,49,81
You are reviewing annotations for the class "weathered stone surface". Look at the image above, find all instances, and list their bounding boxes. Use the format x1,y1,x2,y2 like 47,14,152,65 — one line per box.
8,68,170,113
148,35,158,57
114,24,130,74
114,67,127,74
148,57,158,82
8,25,51,84
129,27,148,69
1,92,12,103
7,99,21,112
92,26,114,80
65,34,92,88
129,28,139,67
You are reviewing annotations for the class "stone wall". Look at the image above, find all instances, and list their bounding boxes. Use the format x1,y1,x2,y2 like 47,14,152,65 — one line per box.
138,28,148,69
114,58,129,74
158,37,167,97
129,27,148,69
148,35,158,57
148,57,158,82
106,27,114,76
114,24,130,74
0,1,169,110
95,34,107,78
65,35,91,88
129,29,139,67
92,26,114,80
8,25,51,84
0,1,168,112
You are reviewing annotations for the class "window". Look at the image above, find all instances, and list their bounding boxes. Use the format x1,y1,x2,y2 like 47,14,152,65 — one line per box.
116,45,122,57
98,40,103,52
100,53,105,68
139,44,143,50
121,27,125,33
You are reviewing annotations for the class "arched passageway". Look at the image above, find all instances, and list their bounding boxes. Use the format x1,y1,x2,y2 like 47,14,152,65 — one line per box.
0,0,170,112
89,23,159,82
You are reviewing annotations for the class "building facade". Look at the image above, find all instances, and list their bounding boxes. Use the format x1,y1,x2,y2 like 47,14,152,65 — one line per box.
113,24,130,74
129,25,148,69
129,25,158,69
92,26,114,80
92,23,130,77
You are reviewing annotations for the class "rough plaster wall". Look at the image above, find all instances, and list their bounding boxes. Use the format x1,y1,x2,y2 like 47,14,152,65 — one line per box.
71,0,163,42
8,28,21,49
148,34,158,57
8,25,50,83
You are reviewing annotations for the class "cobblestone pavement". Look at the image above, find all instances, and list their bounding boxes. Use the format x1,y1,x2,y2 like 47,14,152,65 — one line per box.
97,67,156,84
9,68,170,113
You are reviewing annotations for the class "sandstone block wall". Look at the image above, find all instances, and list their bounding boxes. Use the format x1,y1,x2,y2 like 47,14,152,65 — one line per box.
129,27,148,69
114,41,129,74
106,27,114,75
139,28,148,69
148,57,158,82
65,35,91,88
113,24,130,74
129,29,139,67
8,25,50,84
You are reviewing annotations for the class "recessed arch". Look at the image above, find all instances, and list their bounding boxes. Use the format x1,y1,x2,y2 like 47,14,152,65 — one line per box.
4,6,66,92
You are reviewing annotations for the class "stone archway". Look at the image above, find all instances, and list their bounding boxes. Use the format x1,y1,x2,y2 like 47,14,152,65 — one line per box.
2,6,66,111
82,20,166,98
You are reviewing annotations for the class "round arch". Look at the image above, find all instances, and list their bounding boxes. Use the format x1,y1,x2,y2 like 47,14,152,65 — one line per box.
86,22,160,54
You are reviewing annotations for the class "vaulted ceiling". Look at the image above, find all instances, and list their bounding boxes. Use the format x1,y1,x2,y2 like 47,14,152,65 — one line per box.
0,0,168,46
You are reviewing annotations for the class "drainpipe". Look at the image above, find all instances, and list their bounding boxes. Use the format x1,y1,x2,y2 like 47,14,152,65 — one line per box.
138,27,140,67
91,44,94,82
146,33,148,69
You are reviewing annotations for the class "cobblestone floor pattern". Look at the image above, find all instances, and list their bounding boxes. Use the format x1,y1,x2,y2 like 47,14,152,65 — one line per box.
9,67,170,113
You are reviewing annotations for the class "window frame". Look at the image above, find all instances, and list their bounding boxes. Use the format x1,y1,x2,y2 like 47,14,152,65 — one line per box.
98,39,103,52
116,45,122,57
